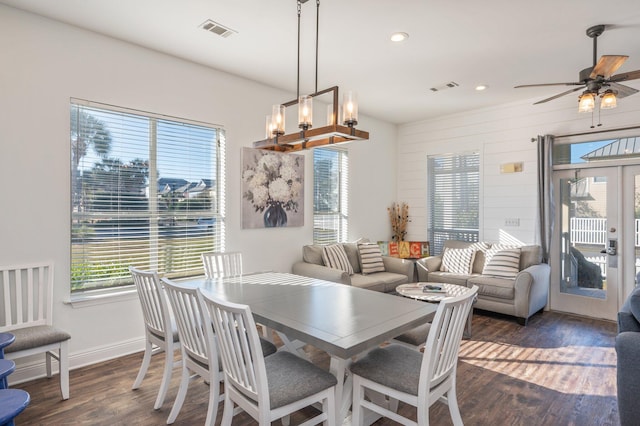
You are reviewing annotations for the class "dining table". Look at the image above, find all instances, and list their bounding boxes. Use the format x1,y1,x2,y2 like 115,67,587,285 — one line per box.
177,271,438,424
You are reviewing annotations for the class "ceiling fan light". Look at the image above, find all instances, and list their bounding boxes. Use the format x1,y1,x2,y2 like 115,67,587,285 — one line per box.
600,90,617,109
578,92,596,113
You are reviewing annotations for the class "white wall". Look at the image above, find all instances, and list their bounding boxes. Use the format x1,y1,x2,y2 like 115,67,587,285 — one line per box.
398,84,640,247
0,5,397,381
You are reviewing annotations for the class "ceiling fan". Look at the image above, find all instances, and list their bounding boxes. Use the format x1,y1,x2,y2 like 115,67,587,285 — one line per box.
515,24,640,109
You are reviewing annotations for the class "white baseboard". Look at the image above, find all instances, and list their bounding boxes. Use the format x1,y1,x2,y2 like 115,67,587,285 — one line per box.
8,337,146,386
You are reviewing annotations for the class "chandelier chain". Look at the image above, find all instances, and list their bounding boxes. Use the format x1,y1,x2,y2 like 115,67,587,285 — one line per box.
315,0,320,94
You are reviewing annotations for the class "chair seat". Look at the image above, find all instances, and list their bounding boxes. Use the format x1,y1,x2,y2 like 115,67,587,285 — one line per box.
265,351,337,409
260,337,277,357
0,389,30,424
394,323,431,347
350,345,422,396
0,359,16,380
0,333,16,358
4,325,71,353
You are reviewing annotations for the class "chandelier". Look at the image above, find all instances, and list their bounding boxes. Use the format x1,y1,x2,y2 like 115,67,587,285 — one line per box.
253,0,369,152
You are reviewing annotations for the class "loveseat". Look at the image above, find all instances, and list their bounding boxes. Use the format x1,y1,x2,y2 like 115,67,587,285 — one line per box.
416,240,550,325
291,241,414,292
615,286,640,426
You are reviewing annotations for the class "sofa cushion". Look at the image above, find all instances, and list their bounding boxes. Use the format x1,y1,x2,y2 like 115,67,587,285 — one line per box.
519,245,542,269
351,272,407,292
483,247,521,279
303,245,324,266
626,285,640,325
441,248,476,275
425,271,472,287
357,242,385,275
469,242,491,273
618,312,640,333
322,244,354,275
467,275,515,300
342,242,362,274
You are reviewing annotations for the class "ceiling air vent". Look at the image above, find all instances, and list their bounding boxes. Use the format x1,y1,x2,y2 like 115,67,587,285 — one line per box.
429,81,459,92
199,19,236,38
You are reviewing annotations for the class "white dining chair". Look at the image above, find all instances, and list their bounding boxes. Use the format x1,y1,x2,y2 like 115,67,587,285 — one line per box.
162,277,278,425
201,251,280,345
198,288,337,426
162,278,224,425
201,252,243,279
129,266,180,410
349,285,478,426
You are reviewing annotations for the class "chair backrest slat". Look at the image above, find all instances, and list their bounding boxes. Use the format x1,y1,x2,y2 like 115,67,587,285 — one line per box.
201,252,243,279
129,267,170,338
419,285,477,396
199,289,268,406
163,279,215,367
0,263,54,332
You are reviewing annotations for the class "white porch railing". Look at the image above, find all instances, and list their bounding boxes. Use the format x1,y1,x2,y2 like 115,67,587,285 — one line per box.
570,217,640,246
570,218,608,245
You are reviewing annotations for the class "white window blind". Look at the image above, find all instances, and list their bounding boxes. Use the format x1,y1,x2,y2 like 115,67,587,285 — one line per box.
313,147,348,244
428,152,479,255
71,100,225,293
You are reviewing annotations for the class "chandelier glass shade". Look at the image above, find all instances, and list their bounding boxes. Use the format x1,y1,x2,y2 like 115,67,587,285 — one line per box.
253,0,369,152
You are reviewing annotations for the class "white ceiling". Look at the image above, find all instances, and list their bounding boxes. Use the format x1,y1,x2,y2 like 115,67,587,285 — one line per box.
4,0,640,124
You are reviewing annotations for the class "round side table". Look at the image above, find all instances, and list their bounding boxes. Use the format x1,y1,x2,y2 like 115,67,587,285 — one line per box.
396,282,475,338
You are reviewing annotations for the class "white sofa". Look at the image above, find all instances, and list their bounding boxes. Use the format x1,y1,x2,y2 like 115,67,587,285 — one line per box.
416,240,550,325
291,242,414,292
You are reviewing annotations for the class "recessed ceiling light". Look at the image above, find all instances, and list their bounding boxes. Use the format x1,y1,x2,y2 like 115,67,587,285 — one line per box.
475,85,488,91
390,32,409,42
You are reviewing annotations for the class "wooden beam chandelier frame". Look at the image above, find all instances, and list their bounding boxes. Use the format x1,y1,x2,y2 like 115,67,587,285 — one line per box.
253,0,369,152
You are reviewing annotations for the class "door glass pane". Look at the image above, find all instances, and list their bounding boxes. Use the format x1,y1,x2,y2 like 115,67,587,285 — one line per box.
559,175,607,299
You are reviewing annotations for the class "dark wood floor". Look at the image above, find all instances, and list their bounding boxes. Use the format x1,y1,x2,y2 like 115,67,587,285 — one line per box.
14,310,619,425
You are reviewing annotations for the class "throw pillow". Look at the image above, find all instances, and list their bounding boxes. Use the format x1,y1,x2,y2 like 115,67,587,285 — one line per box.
322,244,354,275
483,247,522,278
441,248,476,275
627,285,640,325
357,242,386,275
469,241,491,253
483,244,518,268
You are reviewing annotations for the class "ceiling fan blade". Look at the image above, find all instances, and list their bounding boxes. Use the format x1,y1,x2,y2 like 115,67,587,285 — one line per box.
607,82,640,99
532,87,584,105
610,69,640,83
590,55,629,78
515,82,583,88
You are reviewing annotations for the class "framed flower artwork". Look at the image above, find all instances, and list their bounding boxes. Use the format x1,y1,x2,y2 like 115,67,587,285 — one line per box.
241,147,304,229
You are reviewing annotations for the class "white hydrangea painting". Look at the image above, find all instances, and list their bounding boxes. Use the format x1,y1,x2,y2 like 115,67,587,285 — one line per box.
241,147,304,229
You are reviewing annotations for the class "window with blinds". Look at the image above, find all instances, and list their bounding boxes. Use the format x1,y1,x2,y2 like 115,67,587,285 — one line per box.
313,148,348,244
70,100,225,293
428,152,480,255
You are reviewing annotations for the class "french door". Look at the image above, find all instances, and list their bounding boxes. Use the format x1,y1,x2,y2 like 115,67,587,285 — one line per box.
551,167,620,320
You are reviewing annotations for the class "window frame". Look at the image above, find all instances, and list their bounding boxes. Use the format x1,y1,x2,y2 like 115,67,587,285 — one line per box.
70,99,225,298
427,151,480,255
313,147,348,244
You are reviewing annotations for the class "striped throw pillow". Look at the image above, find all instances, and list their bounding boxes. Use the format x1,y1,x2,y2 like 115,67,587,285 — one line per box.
322,244,354,275
357,242,386,275
483,244,518,269
440,248,476,275
483,247,521,278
